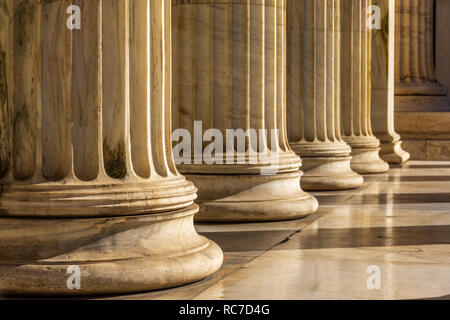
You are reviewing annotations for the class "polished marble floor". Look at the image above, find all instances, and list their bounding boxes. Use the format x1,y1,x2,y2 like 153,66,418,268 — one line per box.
114,161,450,300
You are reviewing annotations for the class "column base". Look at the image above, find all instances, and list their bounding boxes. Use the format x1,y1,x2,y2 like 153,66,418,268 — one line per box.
0,205,223,296
380,142,411,164
300,156,364,191
344,136,390,174
185,172,319,223
377,134,411,164
0,177,198,217
350,148,390,174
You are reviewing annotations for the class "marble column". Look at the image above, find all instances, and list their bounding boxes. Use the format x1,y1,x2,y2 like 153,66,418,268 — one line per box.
0,0,222,296
395,0,449,111
371,0,411,164
287,0,364,191
340,0,389,174
172,0,318,222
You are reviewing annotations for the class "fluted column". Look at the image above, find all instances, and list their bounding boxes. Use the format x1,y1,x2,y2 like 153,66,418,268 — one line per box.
287,0,364,191
340,0,389,174
395,0,449,111
371,0,411,164
0,0,222,296
172,0,318,222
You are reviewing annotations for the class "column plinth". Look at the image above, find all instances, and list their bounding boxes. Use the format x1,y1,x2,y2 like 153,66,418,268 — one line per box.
340,0,389,174
172,0,318,222
287,0,364,191
371,0,410,164
0,0,222,296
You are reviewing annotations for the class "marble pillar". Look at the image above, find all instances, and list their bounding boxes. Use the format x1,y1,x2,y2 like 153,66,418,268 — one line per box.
371,0,411,164
0,0,222,296
340,0,389,174
287,0,364,191
395,0,449,111
172,0,318,222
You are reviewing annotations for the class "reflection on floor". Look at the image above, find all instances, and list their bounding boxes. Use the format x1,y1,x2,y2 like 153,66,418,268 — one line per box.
115,161,450,300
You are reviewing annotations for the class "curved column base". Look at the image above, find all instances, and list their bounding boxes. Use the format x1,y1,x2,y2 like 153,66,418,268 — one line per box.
185,172,319,223
350,148,390,174
377,134,411,164
0,205,223,296
344,136,390,174
380,142,411,164
301,156,364,191
0,178,197,218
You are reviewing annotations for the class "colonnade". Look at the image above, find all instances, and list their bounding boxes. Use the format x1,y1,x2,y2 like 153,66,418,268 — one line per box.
0,0,411,295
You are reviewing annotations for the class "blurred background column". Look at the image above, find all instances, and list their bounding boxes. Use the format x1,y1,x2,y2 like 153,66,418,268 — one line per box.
287,0,364,191
371,0,411,164
340,0,389,174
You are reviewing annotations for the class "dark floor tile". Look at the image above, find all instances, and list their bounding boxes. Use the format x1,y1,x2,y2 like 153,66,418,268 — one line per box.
347,193,450,205
199,230,295,252
404,165,450,169
386,176,450,182
277,225,450,250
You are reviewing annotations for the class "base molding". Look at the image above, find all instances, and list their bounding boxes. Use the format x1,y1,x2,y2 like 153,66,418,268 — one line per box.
0,205,223,296
350,148,390,174
300,156,364,191
379,140,411,164
185,172,319,223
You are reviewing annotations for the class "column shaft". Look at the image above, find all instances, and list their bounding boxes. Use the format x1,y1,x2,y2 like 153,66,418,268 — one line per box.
172,0,318,222
287,0,364,191
0,0,222,296
340,0,389,174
